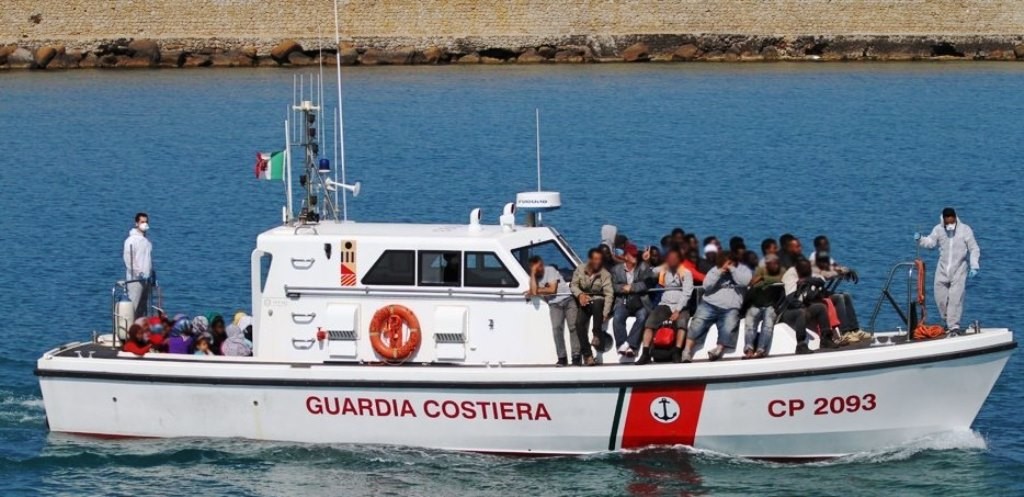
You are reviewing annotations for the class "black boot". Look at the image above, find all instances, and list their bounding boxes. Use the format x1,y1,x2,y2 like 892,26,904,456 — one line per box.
671,347,683,363
636,348,652,365
796,343,813,355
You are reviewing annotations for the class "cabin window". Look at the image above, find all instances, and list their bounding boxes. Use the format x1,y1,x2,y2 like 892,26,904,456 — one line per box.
362,250,416,285
513,240,576,282
464,252,518,288
419,251,462,286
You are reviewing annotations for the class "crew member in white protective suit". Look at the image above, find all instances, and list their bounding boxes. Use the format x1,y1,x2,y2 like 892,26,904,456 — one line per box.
123,212,154,317
915,207,980,334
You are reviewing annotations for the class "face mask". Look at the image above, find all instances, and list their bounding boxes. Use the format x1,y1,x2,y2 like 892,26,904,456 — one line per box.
945,224,956,231
139,222,150,232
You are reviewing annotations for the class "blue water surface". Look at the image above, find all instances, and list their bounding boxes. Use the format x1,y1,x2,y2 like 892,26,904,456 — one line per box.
0,63,1022,496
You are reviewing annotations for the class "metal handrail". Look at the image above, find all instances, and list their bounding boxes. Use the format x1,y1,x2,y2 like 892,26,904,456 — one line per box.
866,261,916,333
110,278,162,348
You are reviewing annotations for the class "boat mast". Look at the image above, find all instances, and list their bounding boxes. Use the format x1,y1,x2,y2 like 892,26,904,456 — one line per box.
333,0,350,221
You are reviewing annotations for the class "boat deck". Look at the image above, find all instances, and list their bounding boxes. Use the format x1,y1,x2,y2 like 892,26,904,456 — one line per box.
50,334,877,365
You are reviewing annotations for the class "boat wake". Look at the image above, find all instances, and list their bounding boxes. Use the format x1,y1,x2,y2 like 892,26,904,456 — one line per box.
611,429,988,466
822,429,987,465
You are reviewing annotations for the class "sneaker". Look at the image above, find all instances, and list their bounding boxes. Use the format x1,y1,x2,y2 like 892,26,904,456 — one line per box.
681,351,693,363
947,327,964,337
571,355,582,367
555,357,568,367
635,350,652,365
796,343,813,355
618,342,632,354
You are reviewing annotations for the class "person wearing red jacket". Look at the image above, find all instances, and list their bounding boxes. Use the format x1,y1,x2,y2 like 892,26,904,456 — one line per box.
122,324,152,356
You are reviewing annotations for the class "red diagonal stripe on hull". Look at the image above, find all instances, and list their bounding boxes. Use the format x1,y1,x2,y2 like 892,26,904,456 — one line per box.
621,384,706,449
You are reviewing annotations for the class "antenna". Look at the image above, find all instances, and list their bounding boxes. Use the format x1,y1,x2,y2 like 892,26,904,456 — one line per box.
535,108,542,192
333,0,350,221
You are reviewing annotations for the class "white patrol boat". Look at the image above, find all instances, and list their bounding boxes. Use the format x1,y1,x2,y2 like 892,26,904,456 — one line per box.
36,82,1014,460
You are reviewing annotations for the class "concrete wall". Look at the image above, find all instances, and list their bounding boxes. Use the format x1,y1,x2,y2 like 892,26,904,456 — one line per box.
4,0,1024,44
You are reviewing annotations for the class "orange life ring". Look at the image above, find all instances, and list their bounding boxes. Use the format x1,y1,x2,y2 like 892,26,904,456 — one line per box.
369,305,422,362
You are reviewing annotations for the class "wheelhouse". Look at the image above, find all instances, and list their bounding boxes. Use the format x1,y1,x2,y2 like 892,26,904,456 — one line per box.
250,221,580,364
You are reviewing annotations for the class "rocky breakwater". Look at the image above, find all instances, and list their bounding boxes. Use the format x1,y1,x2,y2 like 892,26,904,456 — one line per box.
5,35,1024,70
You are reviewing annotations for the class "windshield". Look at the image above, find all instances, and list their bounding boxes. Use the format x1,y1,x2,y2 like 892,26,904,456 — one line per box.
512,240,577,281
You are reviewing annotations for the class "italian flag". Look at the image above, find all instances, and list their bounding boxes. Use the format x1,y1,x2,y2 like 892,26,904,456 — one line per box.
255,151,286,181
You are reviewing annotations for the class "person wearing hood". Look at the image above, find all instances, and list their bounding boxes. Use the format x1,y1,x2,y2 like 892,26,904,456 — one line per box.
222,324,253,357
192,315,209,337
123,212,154,317
916,207,981,334
237,314,254,342
166,317,194,354
209,314,227,355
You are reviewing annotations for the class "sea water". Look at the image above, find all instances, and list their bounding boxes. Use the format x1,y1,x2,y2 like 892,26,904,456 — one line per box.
0,63,1022,496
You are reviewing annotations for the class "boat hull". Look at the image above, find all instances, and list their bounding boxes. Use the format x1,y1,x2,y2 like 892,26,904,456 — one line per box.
37,331,1014,458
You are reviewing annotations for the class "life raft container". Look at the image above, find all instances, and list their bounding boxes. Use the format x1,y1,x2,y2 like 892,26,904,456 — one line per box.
369,305,422,362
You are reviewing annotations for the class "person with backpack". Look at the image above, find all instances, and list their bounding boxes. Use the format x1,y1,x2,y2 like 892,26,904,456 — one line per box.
636,249,694,365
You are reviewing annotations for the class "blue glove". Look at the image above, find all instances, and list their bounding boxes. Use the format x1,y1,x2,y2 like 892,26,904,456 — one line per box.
969,269,978,279
913,232,922,241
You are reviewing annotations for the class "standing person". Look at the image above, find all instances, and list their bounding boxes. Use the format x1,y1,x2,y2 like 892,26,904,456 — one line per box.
571,248,614,366
636,249,694,364
123,212,154,317
610,244,653,358
683,251,752,362
527,255,581,367
916,207,981,334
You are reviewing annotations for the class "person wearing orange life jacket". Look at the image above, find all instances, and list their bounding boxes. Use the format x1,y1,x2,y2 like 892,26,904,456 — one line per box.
915,207,981,335
636,249,694,365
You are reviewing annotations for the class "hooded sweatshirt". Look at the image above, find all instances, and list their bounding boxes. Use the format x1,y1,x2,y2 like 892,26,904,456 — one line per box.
221,324,253,356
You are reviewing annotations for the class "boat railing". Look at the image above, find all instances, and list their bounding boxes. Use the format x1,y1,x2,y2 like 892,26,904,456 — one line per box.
284,285,706,305
110,278,162,348
866,261,916,334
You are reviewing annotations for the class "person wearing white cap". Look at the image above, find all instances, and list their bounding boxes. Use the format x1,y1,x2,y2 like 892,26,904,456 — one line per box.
702,242,719,267
915,207,980,334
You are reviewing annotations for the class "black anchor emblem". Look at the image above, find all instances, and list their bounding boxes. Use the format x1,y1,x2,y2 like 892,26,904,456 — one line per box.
653,397,678,422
